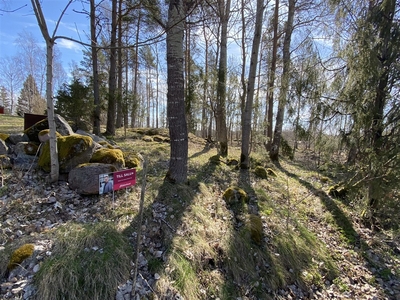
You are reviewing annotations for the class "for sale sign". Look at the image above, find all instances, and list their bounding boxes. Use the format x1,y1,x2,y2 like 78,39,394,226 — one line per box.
113,169,136,191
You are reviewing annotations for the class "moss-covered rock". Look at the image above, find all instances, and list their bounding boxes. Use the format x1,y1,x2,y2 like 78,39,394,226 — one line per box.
123,151,143,169
248,214,263,245
328,184,348,199
209,155,222,165
14,142,40,156
254,166,268,179
98,141,115,149
7,244,35,273
38,134,96,173
226,157,239,166
38,129,62,143
223,186,248,205
267,168,277,177
90,148,125,170
0,133,9,141
24,114,74,143
0,155,12,169
153,135,169,143
142,135,153,142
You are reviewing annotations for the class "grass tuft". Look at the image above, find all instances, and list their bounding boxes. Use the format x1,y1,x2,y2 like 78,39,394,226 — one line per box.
34,222,131,300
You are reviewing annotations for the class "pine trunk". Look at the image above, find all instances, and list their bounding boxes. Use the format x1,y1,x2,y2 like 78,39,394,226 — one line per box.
165,0,188,184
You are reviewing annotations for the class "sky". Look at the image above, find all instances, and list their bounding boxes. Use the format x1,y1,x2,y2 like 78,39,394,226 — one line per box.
0,0,91,72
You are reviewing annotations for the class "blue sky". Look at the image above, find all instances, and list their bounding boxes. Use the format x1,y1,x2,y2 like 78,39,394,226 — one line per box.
0,0,90,71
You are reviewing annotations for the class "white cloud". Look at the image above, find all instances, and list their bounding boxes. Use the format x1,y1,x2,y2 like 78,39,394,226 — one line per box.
56,38,82,52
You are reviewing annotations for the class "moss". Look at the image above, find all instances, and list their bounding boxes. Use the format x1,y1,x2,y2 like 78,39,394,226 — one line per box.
38,134,93,172
226,157,239,166
209,155,222,165
153,135,169,143
254,166,268,179
24,142,40,155
0,133,9,141
90,148,125,167
223,186,248,205
38,129,62,138
142,135,153,142
0,155,12,169
267,168,277,177
123,151,142,169
98,141,115,149
7,244,35,272
249,214,263,245
320,176,330,183
328,185,348,199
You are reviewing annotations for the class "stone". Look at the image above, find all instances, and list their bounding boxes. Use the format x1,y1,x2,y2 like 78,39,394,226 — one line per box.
38,134,98,173
68,163,117,195
0,155,12,169
7,133,30,145
24,114,74,143
75,129,109,144
14,142,40,156
90,148,125,170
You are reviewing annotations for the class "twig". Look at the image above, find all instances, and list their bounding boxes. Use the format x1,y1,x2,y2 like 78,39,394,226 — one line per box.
131,157,148,298
161,218,174,232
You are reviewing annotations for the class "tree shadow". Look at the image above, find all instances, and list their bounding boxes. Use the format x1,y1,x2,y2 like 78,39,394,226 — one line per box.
273,159,399,299
188,142,215,160
120,153,224,298
273,161,359,246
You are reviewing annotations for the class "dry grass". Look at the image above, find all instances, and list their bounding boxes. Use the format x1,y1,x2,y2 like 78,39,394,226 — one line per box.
0,115,24,134
34,222,131,300
1,125,351,298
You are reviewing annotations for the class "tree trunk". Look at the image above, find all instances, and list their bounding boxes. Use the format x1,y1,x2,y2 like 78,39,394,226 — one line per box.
367,0,396,220
90,0,101,136
130,10,141,128
106,0,117,136
31,0,68,182
264,0,279,151
116,0,123,129
240,0,265,169
165,0,188,184
216,0,230,157
269,0,295,161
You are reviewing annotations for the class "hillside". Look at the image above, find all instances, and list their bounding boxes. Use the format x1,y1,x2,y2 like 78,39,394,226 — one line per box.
0,115,399,299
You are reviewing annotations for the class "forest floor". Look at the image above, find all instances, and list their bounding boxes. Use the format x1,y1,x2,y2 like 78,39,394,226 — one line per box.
0,116,400,299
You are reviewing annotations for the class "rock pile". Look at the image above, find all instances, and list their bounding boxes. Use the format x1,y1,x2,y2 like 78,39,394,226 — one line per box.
0,114,142,195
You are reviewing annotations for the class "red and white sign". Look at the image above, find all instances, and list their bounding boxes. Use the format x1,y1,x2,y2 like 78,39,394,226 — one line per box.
113,169,136,191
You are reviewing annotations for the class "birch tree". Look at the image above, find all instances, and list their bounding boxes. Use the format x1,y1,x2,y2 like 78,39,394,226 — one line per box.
31,0,74,182
215,0,231,157
240,0,265,168
269,0,295,161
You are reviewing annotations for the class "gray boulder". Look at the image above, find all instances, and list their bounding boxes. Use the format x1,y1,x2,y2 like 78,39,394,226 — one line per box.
14,142,40,157
38,134,100,173
7,133,29,145
25,114,74,143
68,163,117,195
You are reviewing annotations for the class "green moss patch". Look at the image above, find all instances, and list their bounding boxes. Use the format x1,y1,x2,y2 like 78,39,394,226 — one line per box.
7,243,35,272
38,134,94,172
123,151,142,169
223,186,248,206
0,133,9,141
90,148,125,168
254,166,268,179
